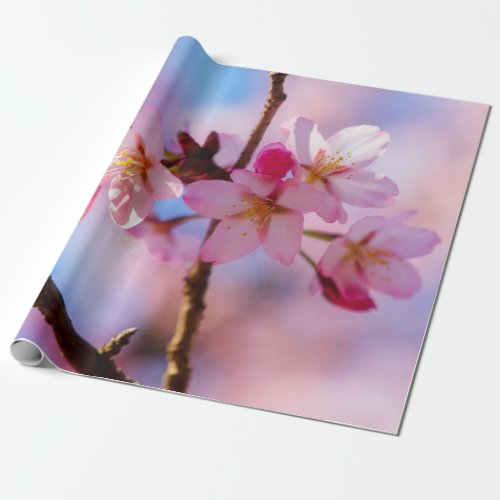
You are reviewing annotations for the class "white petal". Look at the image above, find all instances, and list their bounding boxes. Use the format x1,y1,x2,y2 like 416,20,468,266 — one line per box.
281,116,326,166
325,125,389,169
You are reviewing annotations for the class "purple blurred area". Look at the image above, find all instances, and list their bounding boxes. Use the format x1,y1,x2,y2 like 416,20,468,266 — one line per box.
15,37,489,433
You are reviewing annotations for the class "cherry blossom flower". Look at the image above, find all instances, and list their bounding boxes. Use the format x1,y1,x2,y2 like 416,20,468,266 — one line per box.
312,212,440,310
127,216,199,268
281,116,398,223
254,142,296,178
184,170,319,265
103,106,183,228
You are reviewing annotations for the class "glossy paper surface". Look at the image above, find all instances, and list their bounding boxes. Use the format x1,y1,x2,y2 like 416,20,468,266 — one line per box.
12,36,489,433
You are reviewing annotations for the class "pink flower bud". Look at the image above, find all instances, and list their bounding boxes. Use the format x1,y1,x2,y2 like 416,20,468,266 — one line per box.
254,142,295,178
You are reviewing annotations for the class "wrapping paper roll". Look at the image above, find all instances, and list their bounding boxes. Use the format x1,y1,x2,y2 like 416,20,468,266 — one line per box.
11,36,490,434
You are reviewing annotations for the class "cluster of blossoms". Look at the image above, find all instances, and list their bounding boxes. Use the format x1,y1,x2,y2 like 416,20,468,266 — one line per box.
83,105,439,311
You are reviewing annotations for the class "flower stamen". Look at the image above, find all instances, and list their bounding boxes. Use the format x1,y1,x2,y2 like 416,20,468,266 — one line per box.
104,147,152,180
305,149,351,182
238,195,276,230
344,240,393,270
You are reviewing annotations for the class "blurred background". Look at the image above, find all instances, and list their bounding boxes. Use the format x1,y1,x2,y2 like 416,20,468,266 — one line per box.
16,37,489,433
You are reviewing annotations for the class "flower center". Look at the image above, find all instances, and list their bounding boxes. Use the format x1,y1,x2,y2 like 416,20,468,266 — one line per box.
105,147,152,180
305,149,351,182
344,240,392,268
239,195,276,230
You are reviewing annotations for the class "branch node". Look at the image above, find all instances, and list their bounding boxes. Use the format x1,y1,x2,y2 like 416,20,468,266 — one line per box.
99,327,139,359
35,276,137,383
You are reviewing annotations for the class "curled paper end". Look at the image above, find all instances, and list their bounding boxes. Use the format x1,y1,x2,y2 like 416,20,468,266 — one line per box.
11,339,45,367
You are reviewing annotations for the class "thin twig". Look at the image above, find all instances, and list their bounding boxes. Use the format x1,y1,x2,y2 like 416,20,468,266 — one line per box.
163,72,288,393
232,72,288,170
99,327,139,359
299,250,317,270
35,276,137,382
302,229,341,242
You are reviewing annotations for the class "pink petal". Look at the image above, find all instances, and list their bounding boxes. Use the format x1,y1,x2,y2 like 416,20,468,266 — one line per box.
276,179,323,213
120,128,142,150
108,178,136,227
389,210,418,224
291,162,309,181
108,176,129,207
330,170,398,208
346,216,388,242
363,255,422,298
281,116,326,166
325,125,389,169
184,180,252,219
290,165,347,221
170,234,200,267
125,219,150,239
325,292,376,311
314,187,347,223
108,175,154,227
370,222,440,259
328,258,370,301
309,276,322,294
230,170,279,198
254,142,295,178
317,238,349,275
130,178,155,220
146,232,198,267
121,210,145,229
213,133,243,169
164,134,184,156
261,211,303,265
318,273,376,311
201,217,260,264
147,163,184,199
127,219,199,267
131,105,164,162
143,232,177,261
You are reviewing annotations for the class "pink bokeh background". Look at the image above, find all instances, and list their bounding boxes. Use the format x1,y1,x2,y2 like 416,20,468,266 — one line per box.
15,37,489,433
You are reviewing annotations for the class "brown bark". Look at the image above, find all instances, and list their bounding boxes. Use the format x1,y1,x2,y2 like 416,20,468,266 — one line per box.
35,276,137,382
232,72,288,170
163,72,288,393
163,219,218,392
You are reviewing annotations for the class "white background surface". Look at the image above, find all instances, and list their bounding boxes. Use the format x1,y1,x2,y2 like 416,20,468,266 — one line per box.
1,1,499,498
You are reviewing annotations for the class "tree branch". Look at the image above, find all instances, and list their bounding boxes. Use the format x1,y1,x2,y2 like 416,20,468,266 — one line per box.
35,276,137,382
163,72,288,393
162,219,218,392
232,72,288,170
